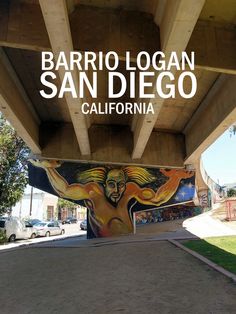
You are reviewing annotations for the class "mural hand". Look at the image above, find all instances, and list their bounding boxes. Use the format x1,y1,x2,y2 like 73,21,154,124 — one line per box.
160,168,194,179
160,169,176,177
29,159,61,169
177,170,194,179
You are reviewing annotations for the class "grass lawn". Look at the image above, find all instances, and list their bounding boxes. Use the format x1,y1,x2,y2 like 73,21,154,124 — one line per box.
183,236,236,274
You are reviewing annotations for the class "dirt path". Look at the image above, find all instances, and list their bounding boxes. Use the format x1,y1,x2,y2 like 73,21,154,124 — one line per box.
0,240,236,314
1,212,236,313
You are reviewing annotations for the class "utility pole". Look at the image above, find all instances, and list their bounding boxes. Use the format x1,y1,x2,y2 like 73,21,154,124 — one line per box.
19,198,22,219
29,186,33,217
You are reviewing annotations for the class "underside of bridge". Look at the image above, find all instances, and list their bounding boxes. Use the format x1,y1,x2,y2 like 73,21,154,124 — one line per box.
1,0,235,239
0,0,235,170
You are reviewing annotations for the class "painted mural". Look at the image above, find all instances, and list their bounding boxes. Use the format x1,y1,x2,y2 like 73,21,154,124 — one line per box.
28,160,195,238
135,205,202,225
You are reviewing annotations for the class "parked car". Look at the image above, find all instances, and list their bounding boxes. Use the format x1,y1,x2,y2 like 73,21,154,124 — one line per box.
27,219,42,226
62,217,77,224
0,217,38,242
80,219,87,230
34,221,65,237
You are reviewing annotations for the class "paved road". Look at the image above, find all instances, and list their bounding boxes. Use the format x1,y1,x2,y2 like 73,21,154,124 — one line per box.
61,221,87,235
0,222,86,251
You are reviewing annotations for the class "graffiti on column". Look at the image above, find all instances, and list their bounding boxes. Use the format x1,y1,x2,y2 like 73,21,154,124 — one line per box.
198,190,209,208
28,160,195,238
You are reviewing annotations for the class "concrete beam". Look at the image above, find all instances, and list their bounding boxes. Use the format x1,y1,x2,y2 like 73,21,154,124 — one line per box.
184,74,236,164
0,2,159,60
66,0,76,14
0,48,41,154
187,20,236,74
1,2,235,75
194,158,208,192
132,0,205,159
0,0,50,51
39,123,185,168
39,0,91,155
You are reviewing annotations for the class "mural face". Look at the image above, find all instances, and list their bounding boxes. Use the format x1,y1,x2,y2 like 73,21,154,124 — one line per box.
104,169,126,205
28,160,195,238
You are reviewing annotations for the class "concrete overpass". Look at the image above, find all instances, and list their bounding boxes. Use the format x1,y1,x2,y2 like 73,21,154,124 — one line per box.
0,0,235,170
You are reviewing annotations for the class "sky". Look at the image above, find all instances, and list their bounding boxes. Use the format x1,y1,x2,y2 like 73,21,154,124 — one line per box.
202,129,236,186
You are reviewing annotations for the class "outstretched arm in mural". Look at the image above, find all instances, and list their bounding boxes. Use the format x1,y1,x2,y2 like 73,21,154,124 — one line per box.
131,169,194,206
29,160,96,200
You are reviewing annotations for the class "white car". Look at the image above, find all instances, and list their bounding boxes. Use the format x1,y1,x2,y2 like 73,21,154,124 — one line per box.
0,217,38,242
34,221,65,237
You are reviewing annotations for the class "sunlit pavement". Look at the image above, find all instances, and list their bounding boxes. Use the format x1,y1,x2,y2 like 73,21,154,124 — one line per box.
0,223,86,251
2,211,236,251
183,211,236,238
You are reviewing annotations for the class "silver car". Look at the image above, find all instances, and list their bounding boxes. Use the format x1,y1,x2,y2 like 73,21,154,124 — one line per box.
34,221,65,237
80,219,87,230
0,217,39,242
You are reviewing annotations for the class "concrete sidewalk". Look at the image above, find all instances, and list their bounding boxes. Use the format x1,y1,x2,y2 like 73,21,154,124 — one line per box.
135,211,236,239
183,211,236,238
0,239,236,314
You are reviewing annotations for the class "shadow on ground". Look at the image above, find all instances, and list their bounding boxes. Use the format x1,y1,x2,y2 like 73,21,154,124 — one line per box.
0,225,236,314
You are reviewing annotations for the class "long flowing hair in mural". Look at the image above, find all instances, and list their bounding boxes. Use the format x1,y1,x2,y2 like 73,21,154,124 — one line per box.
29,160,195,238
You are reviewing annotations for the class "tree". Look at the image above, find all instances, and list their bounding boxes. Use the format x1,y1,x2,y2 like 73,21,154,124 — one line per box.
0,113,30,215
230,124,236,136
57,198,77,210
57,198,77,217
227,188,236,197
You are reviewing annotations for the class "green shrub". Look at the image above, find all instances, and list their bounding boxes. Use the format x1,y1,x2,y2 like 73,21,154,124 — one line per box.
0,229,7,244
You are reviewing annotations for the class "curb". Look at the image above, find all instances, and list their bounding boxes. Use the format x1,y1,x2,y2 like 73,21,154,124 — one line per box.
168,239,236,283
0,233,86,253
